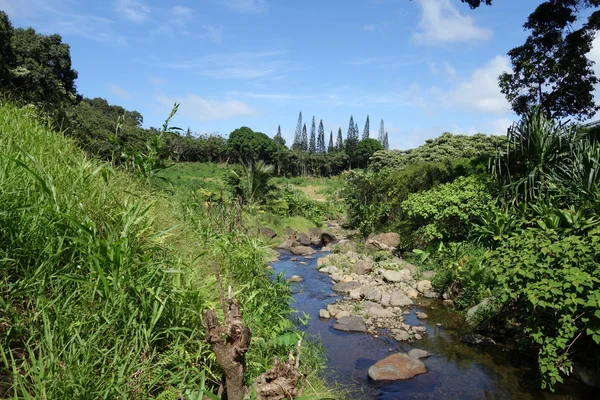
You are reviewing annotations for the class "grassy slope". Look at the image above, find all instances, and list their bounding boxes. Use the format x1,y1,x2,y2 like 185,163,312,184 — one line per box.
0,103,337,399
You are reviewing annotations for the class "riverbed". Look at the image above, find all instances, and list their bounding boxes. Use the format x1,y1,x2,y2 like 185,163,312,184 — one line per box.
272,249,593,399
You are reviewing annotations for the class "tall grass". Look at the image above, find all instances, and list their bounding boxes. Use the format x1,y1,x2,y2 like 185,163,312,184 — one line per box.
0,102,338,399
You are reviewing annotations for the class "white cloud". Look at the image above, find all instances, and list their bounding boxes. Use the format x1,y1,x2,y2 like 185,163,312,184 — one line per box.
492,117,514,135
589,35,600,77
223,0,268,13
108,84,131,98
171,6,193,18
155,94,257,121
413,0,492,44
444,62,457,80
444,55,511,115
115,0,150,23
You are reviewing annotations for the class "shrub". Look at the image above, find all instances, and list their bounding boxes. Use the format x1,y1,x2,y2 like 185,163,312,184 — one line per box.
488,227,600,390
401,176,494,247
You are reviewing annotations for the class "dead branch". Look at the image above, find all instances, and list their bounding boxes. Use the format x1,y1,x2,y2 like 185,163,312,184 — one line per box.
252,340,305,400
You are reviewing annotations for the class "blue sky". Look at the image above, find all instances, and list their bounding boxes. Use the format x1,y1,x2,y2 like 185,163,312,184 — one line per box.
2,0,598,149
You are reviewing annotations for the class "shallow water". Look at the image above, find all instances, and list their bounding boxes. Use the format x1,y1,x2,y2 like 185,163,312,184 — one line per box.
272,249,594,400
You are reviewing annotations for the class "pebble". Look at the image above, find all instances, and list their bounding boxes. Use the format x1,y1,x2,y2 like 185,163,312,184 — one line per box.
415,333,422,340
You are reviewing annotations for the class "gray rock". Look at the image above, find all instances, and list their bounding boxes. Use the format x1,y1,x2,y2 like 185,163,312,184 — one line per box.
319,309,330,319
401,263,418,274
259,227,277,239
330,273,344,282
368,353,427,380
466,297,492,327
352,259,374,275
308,227,322,240
422,271,436,279
331,281,362,293
334,240,356,253
395,331,410,341
290,246,316,256
333,316,367,332
412,326,427,333
296,232,312,246
349,288,362,299
573,363,600,388
365,305,394,318
390,291,414,307
365,233,401,251
416,312,428,320
460,334,496,346
284,227,296,236
362,287,382,302
319,266,338,274
380,293,391,306
336,310,351,319
287,275,303,283
423,290,439,299
382,269,412,283
414,334,422,340
416,280,433,294
405,288,419,299
331,281,361,293
278,239,298,250
321,232,335,245
408,349,430,359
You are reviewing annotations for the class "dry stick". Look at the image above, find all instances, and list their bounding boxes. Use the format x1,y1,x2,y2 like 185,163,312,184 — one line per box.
212,261,227,317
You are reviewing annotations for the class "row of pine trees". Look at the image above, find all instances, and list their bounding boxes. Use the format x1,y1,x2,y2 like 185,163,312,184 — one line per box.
275,112,390,153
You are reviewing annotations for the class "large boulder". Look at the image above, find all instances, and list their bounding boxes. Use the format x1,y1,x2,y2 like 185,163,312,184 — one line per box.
408,349,431,359
362,287,382,302
390,291,414,307
460,334,496,346
363,302,394,318
365,233,400,252
466,297,492,327
259,227,277,239
290,246,316,256
333,316,367,332
416,280,433,294
331,281,362,293
368,353,427,381
308,227,322,239
296,233,312,246
321,232,335,245
352,259,374,275
333,239,357,253
382,269,411,283
278,239,298,250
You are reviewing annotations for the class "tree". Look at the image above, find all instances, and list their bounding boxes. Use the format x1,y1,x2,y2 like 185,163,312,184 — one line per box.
227,126,276,164
274,125,286,146
346,116,359,162
499,1,600,120
317,119,326,153
328,130,334,153
355,138,384,168
378,119,385,145
10,27,79,108
383,132,389,150
336,128,343,152
309,116,316,153
301,123,308,152
0,12,14,89
362,115,370,141
292,111,303,150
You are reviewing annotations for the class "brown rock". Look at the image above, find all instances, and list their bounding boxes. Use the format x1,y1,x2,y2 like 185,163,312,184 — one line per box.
290,246,316,256
368,353,427,381
365,233,400,251
259,227,277,239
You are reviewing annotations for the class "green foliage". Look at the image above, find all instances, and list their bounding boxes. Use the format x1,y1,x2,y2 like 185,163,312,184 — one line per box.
226,161,276,205
266,184,340,225
227,126,277,164
355,138,383,168
370,132,505,171
488,227,600,390
402,176,494,246
343,158,484,235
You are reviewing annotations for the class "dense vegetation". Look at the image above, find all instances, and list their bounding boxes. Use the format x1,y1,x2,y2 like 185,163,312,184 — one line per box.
345,107,600,390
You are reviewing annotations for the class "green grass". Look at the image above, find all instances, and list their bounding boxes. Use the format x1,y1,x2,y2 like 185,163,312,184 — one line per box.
0,103,341,399
156,162,230,192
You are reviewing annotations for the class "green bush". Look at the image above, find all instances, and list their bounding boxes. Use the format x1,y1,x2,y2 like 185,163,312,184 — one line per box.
488,227,600,390
402,176,494,247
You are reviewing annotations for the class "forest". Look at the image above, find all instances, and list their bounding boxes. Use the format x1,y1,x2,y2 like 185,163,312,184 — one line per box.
2,0,600,398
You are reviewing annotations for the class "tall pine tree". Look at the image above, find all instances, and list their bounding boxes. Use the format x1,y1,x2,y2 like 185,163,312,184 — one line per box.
317,120,325,153
378,119,385,145
383,132,389,150
292,111,303,150
346,116,358,158
362,115,370,140
336,128,343,152
301,123,308,152
328,130,334,153
274,125,285,146
309,116,316,153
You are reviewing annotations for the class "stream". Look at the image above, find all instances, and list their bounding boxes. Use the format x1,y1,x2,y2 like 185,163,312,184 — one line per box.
272,248,593,400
